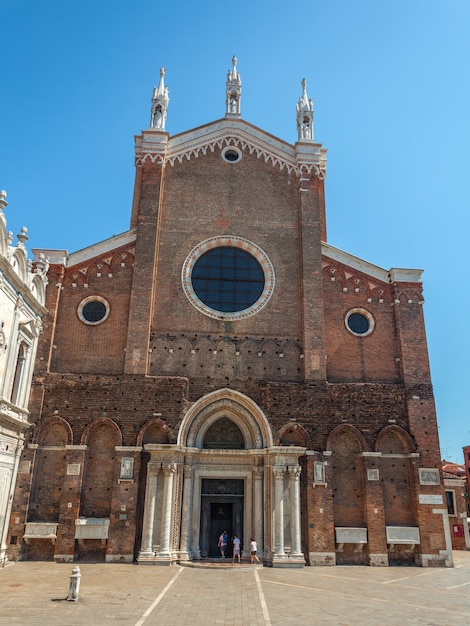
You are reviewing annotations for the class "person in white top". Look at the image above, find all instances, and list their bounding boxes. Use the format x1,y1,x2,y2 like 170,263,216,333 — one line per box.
250,537,260,564
232,534,241,563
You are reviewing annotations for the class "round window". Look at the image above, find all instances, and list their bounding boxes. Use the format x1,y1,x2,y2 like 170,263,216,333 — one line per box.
345,309,374,337
182,237,275,320
221,146,242,163
78,296,110,326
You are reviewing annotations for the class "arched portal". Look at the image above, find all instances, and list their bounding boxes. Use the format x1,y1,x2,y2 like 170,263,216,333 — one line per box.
137,389,305,567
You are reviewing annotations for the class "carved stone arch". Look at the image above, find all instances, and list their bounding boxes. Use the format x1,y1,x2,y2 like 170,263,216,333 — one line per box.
0,220,8,256
276,422,311,448
178,388,273,450
137,418,172,446
31,274,46,306
33,416,73,446
12,249,28,281
326,423,368,453
375,425,415,454
80,417,122,446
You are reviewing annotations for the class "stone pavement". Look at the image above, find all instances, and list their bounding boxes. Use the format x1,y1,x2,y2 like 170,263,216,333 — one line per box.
1,552,470,625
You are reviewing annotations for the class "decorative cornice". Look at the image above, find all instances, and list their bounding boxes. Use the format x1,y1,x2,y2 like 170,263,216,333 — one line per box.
136,121,327,178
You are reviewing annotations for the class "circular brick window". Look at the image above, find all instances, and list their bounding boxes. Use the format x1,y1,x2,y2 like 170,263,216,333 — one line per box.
182,237,275,321
78,296,110,326
345,308,374,337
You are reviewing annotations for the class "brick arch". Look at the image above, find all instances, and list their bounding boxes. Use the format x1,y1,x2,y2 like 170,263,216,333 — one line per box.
327,423,367,532
137,418,172,446
80,417,122,446
375,425,415,454
63,271,86,287
86,262,110,279
276,422,311,448
322,263,346,289
325,423,368,453
376,425,416,527
110,251,135,272
33,416,73,446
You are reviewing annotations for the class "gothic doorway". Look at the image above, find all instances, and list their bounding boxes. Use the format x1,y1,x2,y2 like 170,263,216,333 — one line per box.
200,479,244,558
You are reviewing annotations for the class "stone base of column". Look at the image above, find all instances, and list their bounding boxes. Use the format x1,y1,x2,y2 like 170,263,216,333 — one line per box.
308,551,336,566
177,550,190,562
368,553,389,567
137,551,157,564
272,555,305,568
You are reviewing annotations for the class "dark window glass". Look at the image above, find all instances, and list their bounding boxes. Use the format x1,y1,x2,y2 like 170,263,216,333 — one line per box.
446,491,455,515
192,247,265,313
224,150,239,162
347,312,370,335
82,301,107,323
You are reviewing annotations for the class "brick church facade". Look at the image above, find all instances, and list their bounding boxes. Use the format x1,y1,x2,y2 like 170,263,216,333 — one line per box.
7,59,451,567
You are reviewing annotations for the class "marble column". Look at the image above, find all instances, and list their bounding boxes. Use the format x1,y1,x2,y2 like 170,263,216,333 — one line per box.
200,501,210,558
179,465,194,560
273,467,286,558
139,466,158,557
253,467,264,554
288,465,303,557
159,463,176,557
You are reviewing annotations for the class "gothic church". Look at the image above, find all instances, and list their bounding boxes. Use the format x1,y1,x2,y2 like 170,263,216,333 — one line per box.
8,58,451,567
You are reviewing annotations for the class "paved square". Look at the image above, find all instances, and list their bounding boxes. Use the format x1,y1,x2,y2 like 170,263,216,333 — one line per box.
1,552,469,625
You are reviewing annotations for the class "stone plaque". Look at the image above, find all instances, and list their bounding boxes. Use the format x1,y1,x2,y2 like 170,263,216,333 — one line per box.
418,468,440,485
367,469,380,481
418,494,443,505
386,526,420,544
75,517,110,539
314,461,326,483
120,457,134,479
67,463,81,476
335,527,367,544
18,461,31,474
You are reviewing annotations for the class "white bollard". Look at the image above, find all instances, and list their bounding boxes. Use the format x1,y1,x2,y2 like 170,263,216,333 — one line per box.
66,566,81,601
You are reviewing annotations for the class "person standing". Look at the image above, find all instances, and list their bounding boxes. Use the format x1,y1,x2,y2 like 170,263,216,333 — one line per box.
250,537,260,564
218,530,227,558
232,534,241,563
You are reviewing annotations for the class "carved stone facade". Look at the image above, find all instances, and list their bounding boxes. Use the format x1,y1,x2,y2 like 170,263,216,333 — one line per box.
0,190,48,565
7,62,450,567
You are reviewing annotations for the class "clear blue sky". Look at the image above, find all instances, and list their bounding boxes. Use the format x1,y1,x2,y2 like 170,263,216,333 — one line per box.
1,1,469,462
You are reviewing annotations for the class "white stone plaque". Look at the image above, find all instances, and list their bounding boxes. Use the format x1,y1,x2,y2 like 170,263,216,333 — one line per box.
367,469,380,481
120,457,134,479
67,463,81,475
75,517,110,539
314,461,326,483
18,461,31,474
386,526,420,544
418,468,440,485
335,527,367,544
418,494,443,505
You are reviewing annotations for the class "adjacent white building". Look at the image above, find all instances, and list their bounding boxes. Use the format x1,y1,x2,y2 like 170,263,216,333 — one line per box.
0,190,48,565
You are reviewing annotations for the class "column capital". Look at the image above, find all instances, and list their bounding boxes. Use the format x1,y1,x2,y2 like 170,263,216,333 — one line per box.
253,467,264,478
273,466,286,480
183,465,194,478
163,462,177,476
288,465,302,481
